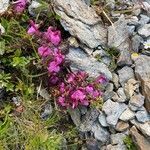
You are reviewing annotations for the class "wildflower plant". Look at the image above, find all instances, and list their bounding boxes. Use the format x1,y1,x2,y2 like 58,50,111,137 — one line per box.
27,20,107,109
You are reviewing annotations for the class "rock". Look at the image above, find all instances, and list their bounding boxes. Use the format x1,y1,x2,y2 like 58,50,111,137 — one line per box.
134,55,150,112
69,108,81,127
130,119,150,138
85,138,99,150
136,109,150,123
112,73,119,89
102,99,127,126
82,0,91,6
119,108,135,121
28,0,42,16
40,103,53,120
110,133,126,145
116,88,127,102
126,16,139,26
106,144,126,150
124,79,140,99
98,112,109,127
0,0,9,13
131,34,143,52
127,25,135,35
130,94,145,109
118,66,135,86
106,0,115,9
139,14,150,26
53,0,107,49
138,24,150,38
115,121,129,132
101,56,111,66
103,83,114,101
91,123,110,143
37,87,51,100
108,15,132,66
143,38,150,49
0,23,5,34
67,48,112,79
79,108,99,132
130,126,150,150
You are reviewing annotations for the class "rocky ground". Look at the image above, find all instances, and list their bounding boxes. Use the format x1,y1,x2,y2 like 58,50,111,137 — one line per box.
0,0,150,150
53,0,150,149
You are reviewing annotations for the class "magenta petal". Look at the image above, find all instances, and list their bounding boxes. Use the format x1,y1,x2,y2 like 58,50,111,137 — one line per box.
38,46,51,57
71,90,86,100
48,61,60,73
58,97,66,106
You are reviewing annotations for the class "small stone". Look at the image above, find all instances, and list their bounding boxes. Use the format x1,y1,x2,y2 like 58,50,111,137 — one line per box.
0,23,5,34
102,99,127,126
139,14,150,26
119,108,135,121
126,16,139,26
136,109,150,123
110,133,126,145
138,24,150,38
106,144,126,150
85,138,99,150
98,112,109,127
118,66,135,86
112,73,119,89
101,56,111,66
0,0,9,13
117,88,127,102
127,25,135,35
91,123,110,143
130,94,145,108
130,126,150,150
115,121,129,132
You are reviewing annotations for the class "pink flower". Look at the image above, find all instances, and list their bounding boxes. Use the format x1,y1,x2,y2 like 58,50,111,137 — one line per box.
45,27,61,46
80,99,89,106
58,96,66,107
95,75,108,84
48,61,60,73
59,82,65,93
71,90,86,101
38,46,51,57
85,85,94,93
49,75,59,85
67,73,75,83
27,20,39,35
92,90,102,98
54,48,65,64
13,0,27,13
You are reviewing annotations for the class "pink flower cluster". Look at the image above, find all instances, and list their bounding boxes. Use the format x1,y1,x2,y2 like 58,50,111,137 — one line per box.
57,72,107,109
27,20,107,109
13,0,28,13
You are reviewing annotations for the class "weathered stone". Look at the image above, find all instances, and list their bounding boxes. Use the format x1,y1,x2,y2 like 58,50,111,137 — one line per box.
118,66,135,86
102,99,127,126
124,79,140,99
127,25,135,35
120,108,135,121
108,15,132,66
0,0,9,13
85,138,99,150
67,48,112,79
136,109,150,123
91,123,110,143
115,121,129,132
130,94,145,108
53,0,107,49
110,133,126,145
139,14,150,26
138,24,150,38
134,55,150,112
131,34,144,52
98,112,109,127
117,88,127,102
112,73,119,89
130,126,150,150
130,119,150,138
106,144,126,150
79,108,99,132
103,83,114,101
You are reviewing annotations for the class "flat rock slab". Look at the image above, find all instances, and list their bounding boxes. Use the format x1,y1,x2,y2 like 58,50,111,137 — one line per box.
66,48,112,80
0,0,9,13
134,55,150,112
53,0,107,49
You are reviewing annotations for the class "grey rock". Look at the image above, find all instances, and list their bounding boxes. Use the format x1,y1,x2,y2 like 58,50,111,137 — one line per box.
127,25,135,35
53,0,107,49
101,56,111,66
82,0,91,6
110,133,126,145
139,14,150,26
103,91,115,101
115,121,129,132
80,108,99,132
92,49,107,58
143,37,150,49
130,94,145,108
106,0,115,9
117,88,127,102
134,55,150,112
108,15,132,66
126,16,139,26
91,123,110,143
131,34,144,52
130,119,150,138
118,66,135,86
37,87,51,100
130,126,150,150
102,99,127,126
0,0,9,13
85,138,99,150
112,73,119,89
138,24,150,38
28,1,42,16
119,108,135,121
69,108,81,127
106,144,126,150
98,112,109,127
67,48,112,79
136,109,150,123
